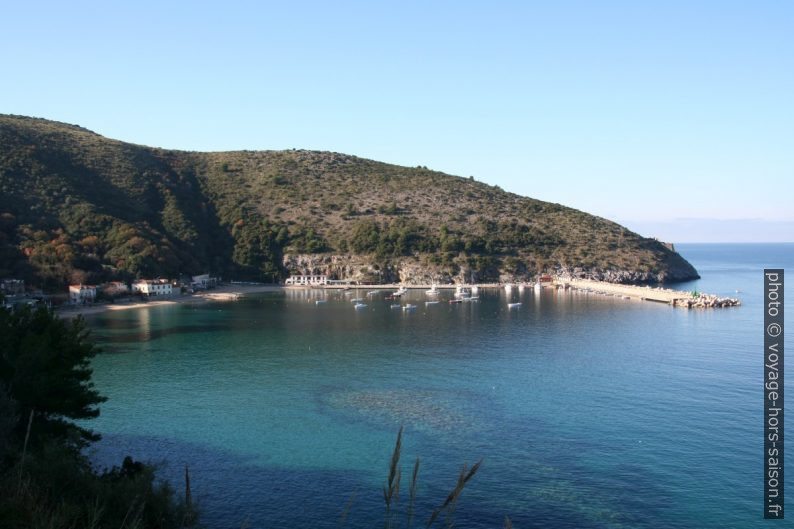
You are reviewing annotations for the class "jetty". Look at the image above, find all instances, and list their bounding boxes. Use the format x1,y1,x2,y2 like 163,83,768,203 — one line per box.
558,278,740,309
307,280,741,309
320,283,502,290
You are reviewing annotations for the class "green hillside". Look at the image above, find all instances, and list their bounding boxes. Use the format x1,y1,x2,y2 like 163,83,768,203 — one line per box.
0,115,698,291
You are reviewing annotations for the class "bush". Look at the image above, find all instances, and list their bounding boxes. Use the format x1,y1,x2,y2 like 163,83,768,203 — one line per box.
0,305,195,528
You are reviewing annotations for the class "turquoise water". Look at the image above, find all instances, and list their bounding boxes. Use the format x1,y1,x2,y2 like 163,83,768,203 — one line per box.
84,244,793,528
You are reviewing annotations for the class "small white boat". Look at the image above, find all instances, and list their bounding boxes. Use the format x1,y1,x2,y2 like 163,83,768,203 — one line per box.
390,304,402,309
425,300,439,306
518,284,525,292
354,303,367,309
315,300,327,305
507,302,522,309
426,284,439,295
463,296,479,302
504,284,513,293
351,298,364,303
471,285,479,294
367,290,380,296
454,285,470,299
402,304,417,311
534,281,542,292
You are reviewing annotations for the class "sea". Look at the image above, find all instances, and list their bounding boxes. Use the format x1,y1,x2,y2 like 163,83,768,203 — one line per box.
83,243,793,529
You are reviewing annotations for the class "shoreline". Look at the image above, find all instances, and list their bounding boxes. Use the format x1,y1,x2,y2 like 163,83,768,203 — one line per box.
54,277,740,318
56,284,282,318
316,280,740,308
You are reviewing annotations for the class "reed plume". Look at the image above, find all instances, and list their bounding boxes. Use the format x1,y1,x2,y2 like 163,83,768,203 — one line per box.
426,459,482,528
384,426,404,529
406,457,420,529
338,490,356,527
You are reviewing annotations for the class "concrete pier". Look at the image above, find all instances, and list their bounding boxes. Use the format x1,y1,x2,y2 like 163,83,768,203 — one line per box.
559,278,740,308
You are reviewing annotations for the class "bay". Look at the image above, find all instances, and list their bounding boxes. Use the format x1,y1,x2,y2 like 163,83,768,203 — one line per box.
84,243,793,528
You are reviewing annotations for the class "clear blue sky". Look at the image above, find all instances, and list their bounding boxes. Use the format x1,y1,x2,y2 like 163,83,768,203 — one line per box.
2,1,792,241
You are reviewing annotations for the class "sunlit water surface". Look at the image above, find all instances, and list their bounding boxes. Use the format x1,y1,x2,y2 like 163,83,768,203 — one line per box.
84,243,793,528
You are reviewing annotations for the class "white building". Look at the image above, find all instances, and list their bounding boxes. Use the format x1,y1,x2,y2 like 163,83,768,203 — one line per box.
1,279,25,296
284,275,328,286
69,284,97,304
132,279,173,296
191,274,218,289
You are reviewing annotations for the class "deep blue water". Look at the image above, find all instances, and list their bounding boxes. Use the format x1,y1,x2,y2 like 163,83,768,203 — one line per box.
84,243,792,528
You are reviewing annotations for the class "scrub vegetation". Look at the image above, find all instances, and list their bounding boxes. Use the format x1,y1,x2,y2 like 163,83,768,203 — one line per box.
0,114,697,290
0,302,196,528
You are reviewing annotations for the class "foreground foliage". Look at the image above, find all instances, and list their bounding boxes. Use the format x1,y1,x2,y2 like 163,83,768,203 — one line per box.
0,304,195,529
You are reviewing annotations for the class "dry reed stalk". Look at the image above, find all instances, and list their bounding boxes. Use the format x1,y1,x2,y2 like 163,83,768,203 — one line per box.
85,497,105,529
185,464,192,508
338,490,357,527
119,495,139,529
406,457,420,529
384,426,404,529
17,408,33,491
425,459,482,528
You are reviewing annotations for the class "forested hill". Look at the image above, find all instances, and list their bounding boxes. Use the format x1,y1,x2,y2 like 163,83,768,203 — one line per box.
0,114,698,291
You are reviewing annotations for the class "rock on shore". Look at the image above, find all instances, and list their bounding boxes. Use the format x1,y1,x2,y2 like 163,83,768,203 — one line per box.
282,252,700,285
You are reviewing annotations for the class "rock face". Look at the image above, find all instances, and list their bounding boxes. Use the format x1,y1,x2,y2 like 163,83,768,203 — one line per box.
557,265,699,284
282,254,457,284
283,253,699,285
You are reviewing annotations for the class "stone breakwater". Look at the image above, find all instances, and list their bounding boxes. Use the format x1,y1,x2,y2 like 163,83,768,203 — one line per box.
560,278,740,309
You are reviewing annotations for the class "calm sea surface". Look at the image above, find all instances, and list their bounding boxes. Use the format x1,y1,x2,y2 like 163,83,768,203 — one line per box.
84,243,793,528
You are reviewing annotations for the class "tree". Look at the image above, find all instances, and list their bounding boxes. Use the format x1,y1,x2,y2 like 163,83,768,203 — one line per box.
0,306,106,449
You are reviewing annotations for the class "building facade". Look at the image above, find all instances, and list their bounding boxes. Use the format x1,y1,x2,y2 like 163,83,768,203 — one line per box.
132,279,173,296
191,274,218,289
1,279,25,296
284,275,329,286
69,284,97,304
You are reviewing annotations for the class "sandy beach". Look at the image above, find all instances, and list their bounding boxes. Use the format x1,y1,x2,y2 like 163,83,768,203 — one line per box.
57,284,282,318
